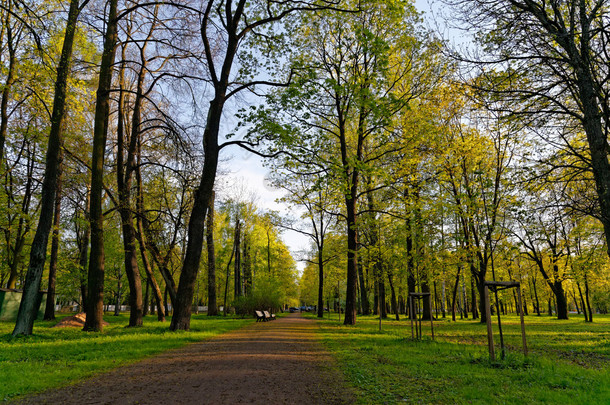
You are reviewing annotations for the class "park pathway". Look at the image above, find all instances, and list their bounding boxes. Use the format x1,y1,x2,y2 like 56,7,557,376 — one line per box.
16,313,355,405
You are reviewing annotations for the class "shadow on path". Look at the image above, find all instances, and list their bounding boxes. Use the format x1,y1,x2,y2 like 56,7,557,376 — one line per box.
15,313,355,405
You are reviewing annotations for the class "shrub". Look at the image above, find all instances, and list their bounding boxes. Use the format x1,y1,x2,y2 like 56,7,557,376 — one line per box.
233,283,282,317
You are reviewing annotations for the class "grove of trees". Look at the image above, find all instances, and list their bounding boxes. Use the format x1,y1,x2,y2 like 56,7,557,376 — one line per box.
1,0,609,335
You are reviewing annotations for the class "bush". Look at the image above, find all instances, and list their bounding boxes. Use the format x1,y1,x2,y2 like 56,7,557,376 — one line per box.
233,284,282,317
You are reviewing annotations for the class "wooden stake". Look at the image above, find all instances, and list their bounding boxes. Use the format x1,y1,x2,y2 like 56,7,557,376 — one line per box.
410,296,414,339
517,286,528,356
484,285,495,361
429,292,435,340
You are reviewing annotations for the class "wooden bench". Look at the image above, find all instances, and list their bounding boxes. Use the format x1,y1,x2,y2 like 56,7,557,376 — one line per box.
255,310,266,322
263,310,276,321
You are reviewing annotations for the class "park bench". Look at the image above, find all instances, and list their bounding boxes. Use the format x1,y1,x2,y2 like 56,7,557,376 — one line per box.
255,310,266,322
263,310,276,321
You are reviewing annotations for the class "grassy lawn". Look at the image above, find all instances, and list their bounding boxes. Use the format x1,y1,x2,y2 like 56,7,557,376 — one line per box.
314,313,610,404
0,313,252,402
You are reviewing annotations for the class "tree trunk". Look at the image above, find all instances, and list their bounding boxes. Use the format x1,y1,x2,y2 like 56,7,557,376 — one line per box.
142,221,177,305
222,229,237,317
388,270,399,321
170,93,224,330
343,195,359,325
266,228,272,276
116,43,143,327
164,286,170,316
135,213,165,323
317,248,324,318
0,4,16,162
473,264,486,323
6,142,37,289
584,272,593,322
532,277,541,316
357,253,369,315
470,275,479,319
135,148,165,322
114,265,122,316
421,277,431,321
451,265,461,322
143,279,150,316
44,149,63,321
405,213,416,319
206,191,218,316
576,64,610,261
83,0,119,332
12,0,82,335
373,276,378,316
378,276,387,319
169,3,244,328
243,234,252,295
233,219,241,298
77,193,90,313
461,272,468,319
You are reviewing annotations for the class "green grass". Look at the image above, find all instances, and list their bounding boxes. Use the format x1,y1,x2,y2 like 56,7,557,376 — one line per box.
314,313,610,404
0,313,252,401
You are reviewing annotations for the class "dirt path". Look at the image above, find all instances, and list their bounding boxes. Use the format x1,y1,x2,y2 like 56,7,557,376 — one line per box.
16,313,355,405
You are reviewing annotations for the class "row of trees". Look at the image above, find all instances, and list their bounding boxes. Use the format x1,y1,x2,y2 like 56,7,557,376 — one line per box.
2,0,609,334
1,0,303,335
248,0,610,324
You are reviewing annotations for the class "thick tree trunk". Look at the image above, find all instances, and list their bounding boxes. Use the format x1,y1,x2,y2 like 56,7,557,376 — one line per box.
169,2,243,328
553,281,569,320
115,42,144,327
343,196,359,325
44,150,63,321
84,0,119,332
12,0,81,335
206,191,218,316
535,258,569,320
170,94,224,331
421,279,431,320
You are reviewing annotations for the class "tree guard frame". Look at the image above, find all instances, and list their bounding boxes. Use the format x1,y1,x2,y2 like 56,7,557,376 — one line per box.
409,292,434,340
484,281,528,361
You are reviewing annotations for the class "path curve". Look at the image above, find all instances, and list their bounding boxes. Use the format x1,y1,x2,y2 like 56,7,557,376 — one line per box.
15,313,354,405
